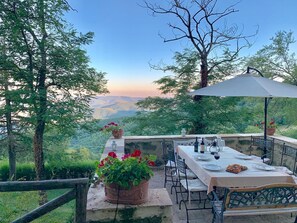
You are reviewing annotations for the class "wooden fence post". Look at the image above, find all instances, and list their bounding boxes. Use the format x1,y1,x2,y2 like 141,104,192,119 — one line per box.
75,182,88,223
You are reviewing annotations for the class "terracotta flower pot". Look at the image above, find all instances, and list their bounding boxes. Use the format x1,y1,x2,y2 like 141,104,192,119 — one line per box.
104,180,149,205
267,128,276,136
112,129,123,139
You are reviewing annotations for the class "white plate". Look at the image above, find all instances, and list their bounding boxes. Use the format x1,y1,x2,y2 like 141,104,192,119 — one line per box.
202,164,222,171
254,164,275,171
194,154,211,161
235,154,253,160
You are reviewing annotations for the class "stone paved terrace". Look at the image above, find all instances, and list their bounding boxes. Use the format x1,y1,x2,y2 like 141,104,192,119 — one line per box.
99,134,297,223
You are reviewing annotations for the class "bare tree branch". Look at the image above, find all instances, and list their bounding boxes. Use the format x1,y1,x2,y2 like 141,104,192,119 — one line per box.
144,0,257,88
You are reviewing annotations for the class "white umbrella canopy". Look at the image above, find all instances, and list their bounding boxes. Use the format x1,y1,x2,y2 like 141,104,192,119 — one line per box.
189,72,297,98
189,67,297,158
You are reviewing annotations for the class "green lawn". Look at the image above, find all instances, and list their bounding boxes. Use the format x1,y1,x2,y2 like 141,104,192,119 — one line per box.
0,189,75,223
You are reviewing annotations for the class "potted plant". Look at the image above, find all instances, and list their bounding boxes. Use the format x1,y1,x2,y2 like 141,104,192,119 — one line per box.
100,121,123,139
266,119,276,135
257,119,276,136
97,150,156,204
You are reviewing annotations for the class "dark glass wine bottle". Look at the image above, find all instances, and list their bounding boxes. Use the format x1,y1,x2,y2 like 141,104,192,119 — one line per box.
200,138,205,153
194,137,199,152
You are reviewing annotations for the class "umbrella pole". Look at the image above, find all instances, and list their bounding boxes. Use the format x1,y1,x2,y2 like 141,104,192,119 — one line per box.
248,67,268,160
263,97,268,159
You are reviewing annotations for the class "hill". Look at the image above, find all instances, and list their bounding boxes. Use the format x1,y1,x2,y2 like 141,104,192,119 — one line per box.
90,96,144,119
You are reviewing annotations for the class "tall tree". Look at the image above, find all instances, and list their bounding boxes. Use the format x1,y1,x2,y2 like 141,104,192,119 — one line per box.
247,31,297,83
142,0,255,134
0,0,108,186
0,42,29,179
144,0,254,89
0,73,16,180
247,31,297,127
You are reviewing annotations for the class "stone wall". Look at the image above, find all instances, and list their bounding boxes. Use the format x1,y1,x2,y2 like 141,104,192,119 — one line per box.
123,134,297,173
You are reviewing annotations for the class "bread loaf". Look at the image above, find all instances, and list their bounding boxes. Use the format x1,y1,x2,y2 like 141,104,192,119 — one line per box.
226,164,248,174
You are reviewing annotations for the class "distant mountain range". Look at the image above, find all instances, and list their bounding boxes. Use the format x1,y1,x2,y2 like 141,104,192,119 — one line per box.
90,96,144,119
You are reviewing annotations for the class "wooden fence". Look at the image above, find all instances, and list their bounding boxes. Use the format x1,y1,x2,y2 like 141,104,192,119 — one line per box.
0,178,89,223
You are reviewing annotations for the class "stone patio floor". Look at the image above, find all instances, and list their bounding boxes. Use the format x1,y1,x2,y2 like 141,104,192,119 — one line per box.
150,168,296,223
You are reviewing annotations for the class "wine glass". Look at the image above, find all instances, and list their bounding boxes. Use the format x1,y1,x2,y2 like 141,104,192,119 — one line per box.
214,152,220,161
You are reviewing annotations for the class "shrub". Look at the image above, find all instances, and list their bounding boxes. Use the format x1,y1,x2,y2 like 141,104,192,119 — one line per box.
0,161,96,181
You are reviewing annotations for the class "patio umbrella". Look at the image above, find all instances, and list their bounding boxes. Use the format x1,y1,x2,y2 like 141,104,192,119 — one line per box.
189,67,297,156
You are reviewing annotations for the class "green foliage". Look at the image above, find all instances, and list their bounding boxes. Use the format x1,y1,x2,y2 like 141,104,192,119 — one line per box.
0,162,9,181
97,150,156,189
45,161,96,180
70,120,110,154
125,48,253,135
246,31,297,82
0,0,108,180
278,98,297,126
153,49,200,94
0,161,95,181
244,125,263,134
0,162,35,181
127,79,255,135
279,127,297,139
126,97,179,135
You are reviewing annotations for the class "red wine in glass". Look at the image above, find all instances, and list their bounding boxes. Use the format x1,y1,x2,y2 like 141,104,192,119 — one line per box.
214,152,220,160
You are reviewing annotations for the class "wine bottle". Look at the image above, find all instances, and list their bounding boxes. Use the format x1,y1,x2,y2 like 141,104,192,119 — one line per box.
194,137,199,152
200,138,205,153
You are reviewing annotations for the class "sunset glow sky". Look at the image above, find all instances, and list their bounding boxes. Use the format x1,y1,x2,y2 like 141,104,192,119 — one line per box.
66,0,297,97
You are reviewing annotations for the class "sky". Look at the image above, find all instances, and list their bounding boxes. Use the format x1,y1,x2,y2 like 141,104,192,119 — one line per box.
65,0,297,97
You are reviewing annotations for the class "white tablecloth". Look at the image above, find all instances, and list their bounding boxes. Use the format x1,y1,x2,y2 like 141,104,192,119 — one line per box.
177,145,295,193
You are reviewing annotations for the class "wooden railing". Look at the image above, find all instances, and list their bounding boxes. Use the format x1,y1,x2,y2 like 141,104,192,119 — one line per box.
0,178,89,223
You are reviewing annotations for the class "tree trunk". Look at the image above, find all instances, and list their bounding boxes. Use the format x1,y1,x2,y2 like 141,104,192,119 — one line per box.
8,136,16,180
192,57,209,133
4,83,16,180
33,122,45,181
35,0,48,205
34,63,47,205
33,120,48,205
200,59,208,88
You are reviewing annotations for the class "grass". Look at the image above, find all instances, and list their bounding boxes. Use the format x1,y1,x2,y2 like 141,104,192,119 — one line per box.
0,189,75,223
278,126,297,139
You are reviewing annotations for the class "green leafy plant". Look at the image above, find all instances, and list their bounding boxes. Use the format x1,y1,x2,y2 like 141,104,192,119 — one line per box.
96,150,156,189
0,161,95,181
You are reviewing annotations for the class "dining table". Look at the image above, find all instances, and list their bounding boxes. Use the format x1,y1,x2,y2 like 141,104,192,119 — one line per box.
177,145,295,193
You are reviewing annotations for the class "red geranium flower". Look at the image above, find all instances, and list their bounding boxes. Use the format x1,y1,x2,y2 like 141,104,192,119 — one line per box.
98,160,105,167
131,149,141,157
100,121,122,132
148,160,155,166
108,151,117,158
122,154,131,160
